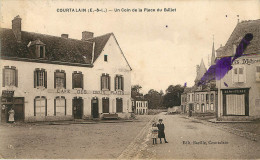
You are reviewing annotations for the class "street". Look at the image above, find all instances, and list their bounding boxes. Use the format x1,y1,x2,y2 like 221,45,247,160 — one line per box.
136,114,260,159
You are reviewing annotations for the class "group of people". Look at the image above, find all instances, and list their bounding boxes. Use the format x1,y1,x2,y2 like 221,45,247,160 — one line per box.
151,119,168,145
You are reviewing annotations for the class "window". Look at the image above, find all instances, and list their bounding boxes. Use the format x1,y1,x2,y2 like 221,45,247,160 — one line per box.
233,66,245,83
115,75,124,91
102,98,109,113
55,70,66,88
210,94,214,102
40,46,44,58
2,66,18,87
55,97,66,116
72,71,83,89
206,94,209,101
201,94,204,101
192,94,194,101
256,66,260,82
34,69,47,88
116,98,123,113
104,55,108,62
196,104,200,110
196,94,199,101
34,96,47,116
101,74,110,90
226,94,245,115
210,103,214,110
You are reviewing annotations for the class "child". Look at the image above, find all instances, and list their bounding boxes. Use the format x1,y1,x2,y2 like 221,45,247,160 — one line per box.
151,123,158,145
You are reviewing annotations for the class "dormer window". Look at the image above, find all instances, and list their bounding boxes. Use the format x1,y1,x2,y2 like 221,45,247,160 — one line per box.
28,39,46,59
40,46,44,58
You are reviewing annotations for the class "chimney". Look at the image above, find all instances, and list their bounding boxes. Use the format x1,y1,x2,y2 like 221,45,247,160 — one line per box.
82,31,94,41
61,34,69,38
12,15,22,42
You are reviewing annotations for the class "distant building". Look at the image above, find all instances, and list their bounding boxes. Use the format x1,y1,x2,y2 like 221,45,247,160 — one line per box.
216,19,260,120
0,16,132,123
131,96,148,115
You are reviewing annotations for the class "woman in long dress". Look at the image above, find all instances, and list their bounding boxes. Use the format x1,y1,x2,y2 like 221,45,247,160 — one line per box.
8,108,15,123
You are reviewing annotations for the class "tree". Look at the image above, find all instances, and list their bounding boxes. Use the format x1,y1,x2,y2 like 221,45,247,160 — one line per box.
162,84,184,108
144,89,164,109
131,85,143,98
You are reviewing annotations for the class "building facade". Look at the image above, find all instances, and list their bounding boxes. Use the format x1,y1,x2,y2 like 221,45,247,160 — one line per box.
216,19,260,120
131,97,148,115
0,16,132,123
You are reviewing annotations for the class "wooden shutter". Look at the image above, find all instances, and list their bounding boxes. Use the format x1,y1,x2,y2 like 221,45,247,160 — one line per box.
15,69,18,87
108,75,111,90
54,71,57,88
65,98,67,115
114,76,116,91
34,98,36,116
72,73,75,89
2,68,5,87
54,98,56,116
44,70,47,88
100,75,103,90
81,73,84,89
122,76,124,91
45,97,47,116
64,72,66,89
34,70,37,88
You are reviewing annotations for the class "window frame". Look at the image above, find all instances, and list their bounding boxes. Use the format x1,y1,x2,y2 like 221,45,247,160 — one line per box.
101,73,110,90
34,96,47,116
54,96,66,116
115,75,124,91
232,65,246,83
2,66,18,87
72,71,83,89
34,68,47,88
116,98,123,113
54,70,66,89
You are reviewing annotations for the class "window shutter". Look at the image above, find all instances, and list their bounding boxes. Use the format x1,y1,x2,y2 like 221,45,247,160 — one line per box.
34,98,36,116
81,74,84,89
54,98,56,116
34,70,37,88
100,75,102,90
64,72,66,89
15,69,18,87
114,76,116,91
45,98,47,116
108,76,111,90
44,70,47,88
72,73,75,89
54,72,56,88
2,68,5,87
65,98,67,115
122,76,124,91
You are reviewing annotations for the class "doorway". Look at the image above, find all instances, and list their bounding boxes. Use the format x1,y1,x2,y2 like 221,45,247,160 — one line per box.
1,97,24,123
73,97,83,119
91,98,99,118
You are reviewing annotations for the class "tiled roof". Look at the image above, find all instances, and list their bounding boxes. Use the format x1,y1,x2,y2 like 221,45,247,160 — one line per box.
217,19,260,57
0,28,117,66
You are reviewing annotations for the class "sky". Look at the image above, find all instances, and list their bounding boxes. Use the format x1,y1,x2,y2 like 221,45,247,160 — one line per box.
1,0,259,94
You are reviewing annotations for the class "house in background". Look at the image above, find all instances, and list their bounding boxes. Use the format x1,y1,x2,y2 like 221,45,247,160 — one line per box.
216,19,260,121
0,15,132,123
131,96,148,115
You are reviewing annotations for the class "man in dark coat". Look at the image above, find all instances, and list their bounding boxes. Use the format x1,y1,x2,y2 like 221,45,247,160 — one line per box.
157,119,168,143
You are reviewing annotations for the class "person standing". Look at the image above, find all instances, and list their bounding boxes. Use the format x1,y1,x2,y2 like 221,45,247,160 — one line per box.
157,119,168,143
8,108,15,123
151,123,159,145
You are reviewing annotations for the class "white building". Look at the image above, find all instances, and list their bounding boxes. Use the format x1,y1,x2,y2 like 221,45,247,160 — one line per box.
0,16,132,122
132,97,148,115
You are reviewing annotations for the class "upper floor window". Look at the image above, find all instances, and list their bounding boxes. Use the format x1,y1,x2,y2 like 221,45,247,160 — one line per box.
233,66,245,83
2,66,18,87
192,94,194,101
206,94,209,101
256,66,260,82
34,96,47,116
196,94,199,101
201,94,204,101
101,73,110,90
115,75,124,91
34,68,47,88
104,55,108,62
210,93,214,101
55,70,66,89
72,71,83,89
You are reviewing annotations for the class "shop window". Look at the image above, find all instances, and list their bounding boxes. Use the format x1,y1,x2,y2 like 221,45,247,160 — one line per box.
233,66,245,83
55,70,66,89
115,75,124,91
72,71,83,89
116,98,123,113
256,66,260,82
101,73,110,90
34,68,47,88
2,66,18,87
55,97,66,116
34,96,47,116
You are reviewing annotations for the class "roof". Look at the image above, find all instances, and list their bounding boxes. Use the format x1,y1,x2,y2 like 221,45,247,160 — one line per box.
217,19,260,57
132,96,148,101
0,28,94,65
194,59,207,83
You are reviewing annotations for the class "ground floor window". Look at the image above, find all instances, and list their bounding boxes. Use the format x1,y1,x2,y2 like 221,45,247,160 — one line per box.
201,104,205,112
206,103,209,111
55,97,66,116
210,103,214,110
196,104,200,110
34,97,47,116
116,98,123,113
226,94,245,115
102,98,109,113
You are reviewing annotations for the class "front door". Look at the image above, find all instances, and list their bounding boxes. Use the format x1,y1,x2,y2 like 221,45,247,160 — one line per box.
13,98,24,122
73,98,83,119
92,99,99,118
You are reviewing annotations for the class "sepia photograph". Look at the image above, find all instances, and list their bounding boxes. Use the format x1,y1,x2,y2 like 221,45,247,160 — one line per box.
0,0,260,159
